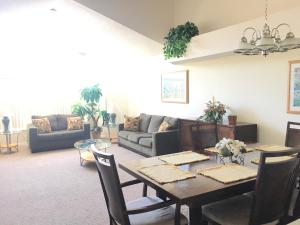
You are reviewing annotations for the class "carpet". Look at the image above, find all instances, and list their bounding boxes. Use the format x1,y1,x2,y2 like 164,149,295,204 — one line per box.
0,144,188,225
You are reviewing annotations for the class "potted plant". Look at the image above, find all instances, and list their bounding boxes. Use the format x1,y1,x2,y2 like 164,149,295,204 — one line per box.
71,84,103,139
163,21,199,59
198,98,227,123
215,138,247,164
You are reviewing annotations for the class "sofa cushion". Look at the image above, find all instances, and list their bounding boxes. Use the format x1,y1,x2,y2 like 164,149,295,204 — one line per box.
119,130,132,140
163,117,178,129
128,132,152,143
139,137,152,148
67,117,83,130
36,130,85,141
139,113,152,132
32,115,58,131
32,118,52,133
147,115,165,133
57,114,75,131
158,121,171,132
124,116,140,131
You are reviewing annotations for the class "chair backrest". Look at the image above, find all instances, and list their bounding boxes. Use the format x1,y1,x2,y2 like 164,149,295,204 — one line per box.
91,144,130,225
286,121,300,147
249,148,300,225
191,122,217,152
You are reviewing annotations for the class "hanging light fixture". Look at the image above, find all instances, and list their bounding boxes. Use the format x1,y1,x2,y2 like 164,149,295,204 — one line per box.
234,0,300,57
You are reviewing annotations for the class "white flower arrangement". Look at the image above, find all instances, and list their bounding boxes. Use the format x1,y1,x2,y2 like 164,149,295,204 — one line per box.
215,138,246,157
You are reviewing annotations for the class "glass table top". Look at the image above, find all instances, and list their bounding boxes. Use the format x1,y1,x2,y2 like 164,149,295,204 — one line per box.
74,138,112,150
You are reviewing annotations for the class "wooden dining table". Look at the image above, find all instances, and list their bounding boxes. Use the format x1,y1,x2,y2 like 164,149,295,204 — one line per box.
119,150,261,225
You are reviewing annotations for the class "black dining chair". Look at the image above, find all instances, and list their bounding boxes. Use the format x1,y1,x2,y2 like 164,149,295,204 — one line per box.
285,121,300,148
201,148,300,225
90,144,188,225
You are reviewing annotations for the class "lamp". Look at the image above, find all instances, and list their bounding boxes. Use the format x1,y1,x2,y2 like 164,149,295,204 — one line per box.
234,0,300,57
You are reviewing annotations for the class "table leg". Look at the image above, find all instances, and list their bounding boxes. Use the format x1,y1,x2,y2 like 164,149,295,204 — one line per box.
189,205,207,225
156,190,167,201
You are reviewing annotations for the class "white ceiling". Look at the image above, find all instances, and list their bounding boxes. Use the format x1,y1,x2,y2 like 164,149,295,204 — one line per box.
2,0,300,43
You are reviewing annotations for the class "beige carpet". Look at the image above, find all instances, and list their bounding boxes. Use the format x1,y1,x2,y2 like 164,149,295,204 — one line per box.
0,144,188,225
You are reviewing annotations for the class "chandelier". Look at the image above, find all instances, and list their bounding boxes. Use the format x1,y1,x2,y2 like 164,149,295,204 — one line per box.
234,0,300,57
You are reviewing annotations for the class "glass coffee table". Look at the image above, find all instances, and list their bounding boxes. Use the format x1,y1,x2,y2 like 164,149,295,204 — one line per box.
0,129,21,154
74,139,111,166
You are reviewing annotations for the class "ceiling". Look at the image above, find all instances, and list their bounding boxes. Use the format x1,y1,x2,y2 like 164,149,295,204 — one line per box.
2,0,300,43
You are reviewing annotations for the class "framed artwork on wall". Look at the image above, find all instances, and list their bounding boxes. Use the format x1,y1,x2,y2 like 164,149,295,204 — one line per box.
288,60,300,114
161,70,189,104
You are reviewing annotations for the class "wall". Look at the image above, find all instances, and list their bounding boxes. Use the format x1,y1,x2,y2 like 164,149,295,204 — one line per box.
127,49,300,145
74,0,173,43
173,0,300,34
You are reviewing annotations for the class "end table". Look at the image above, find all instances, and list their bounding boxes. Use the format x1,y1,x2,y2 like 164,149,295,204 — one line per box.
0,130,21,154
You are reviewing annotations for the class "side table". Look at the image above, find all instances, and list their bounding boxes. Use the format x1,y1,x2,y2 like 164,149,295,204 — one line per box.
74,139,112,166
0,130,21,154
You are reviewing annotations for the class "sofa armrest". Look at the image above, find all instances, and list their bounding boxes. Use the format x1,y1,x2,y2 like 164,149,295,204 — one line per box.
27,124,38,136
118,123,124,132
83,122,90,131
152,129,179,156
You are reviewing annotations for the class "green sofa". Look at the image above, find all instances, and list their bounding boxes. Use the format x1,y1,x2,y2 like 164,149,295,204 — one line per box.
118,113,179,157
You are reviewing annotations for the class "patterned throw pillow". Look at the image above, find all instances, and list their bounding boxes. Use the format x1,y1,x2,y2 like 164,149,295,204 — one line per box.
32,117,52,133
67,117,83,130
158,121,171,132
124,116,140,131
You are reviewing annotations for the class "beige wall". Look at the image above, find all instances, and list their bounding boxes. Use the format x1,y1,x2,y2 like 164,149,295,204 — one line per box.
74,0,173,43
127,49,300,145
173,0,300,34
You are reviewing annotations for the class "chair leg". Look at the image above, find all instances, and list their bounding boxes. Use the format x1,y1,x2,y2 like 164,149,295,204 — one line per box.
175,203,181,225
143,184,148,197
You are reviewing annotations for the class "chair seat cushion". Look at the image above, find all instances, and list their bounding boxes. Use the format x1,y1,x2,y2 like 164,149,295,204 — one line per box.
127,196,188,225
203,193,278,225
127,132,152,143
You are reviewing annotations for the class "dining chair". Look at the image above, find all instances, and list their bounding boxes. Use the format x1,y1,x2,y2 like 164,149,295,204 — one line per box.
90,144,188,225
190,122,217,153
201,148,300,225
286,121,300,148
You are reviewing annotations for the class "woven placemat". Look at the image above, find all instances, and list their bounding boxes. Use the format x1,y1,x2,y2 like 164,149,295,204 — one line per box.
204,147,254,154
197,164,257,184
251,156,293,165
158,151,210,165
138,164,196,184
255,145,291,152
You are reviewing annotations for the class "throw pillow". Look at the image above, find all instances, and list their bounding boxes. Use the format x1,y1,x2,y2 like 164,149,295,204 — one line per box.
67,117,83,130
158,121,171,132
32,117,52,133
124,116,140,131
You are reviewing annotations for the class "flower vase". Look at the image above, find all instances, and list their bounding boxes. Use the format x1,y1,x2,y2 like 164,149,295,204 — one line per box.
2,116,10,132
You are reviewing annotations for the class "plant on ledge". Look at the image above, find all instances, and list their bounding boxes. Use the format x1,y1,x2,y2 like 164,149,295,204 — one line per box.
163,21,199,59
71,84,103,136
198,97,227,123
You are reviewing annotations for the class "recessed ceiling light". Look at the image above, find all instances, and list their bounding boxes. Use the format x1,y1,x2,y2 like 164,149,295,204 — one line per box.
50,8,57,12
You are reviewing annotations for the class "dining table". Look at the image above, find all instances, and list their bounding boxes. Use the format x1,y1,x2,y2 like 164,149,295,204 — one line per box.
119,149,262,225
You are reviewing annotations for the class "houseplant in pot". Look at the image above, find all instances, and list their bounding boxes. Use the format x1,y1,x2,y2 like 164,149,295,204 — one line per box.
198,97,227,123
72,84,103,139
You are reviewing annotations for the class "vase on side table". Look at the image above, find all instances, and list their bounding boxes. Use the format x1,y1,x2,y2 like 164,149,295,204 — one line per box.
2,116,10,132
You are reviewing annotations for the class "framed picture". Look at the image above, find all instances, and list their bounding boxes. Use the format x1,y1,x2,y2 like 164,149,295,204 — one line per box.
288,60,300,114
161,70,189,104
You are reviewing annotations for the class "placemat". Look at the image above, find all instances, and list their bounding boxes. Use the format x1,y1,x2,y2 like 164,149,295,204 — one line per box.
255,145,291,152
197,164,257,184
138,164,196,184
204,147,255,154
251,156,293,165
158,151,210,165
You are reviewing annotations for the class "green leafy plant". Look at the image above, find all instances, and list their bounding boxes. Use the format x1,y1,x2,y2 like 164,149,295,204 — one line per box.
163,21,199,59
198,99,227,123
71,84,103,132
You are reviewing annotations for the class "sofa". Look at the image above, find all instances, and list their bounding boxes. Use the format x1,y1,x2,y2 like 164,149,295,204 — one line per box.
28,114,90,153
118,113,179,157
